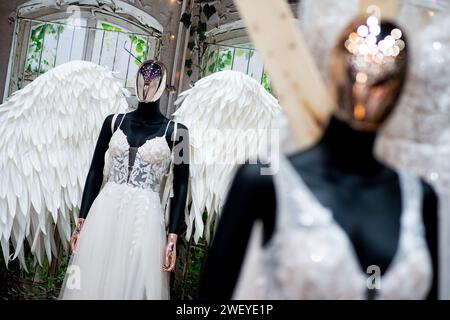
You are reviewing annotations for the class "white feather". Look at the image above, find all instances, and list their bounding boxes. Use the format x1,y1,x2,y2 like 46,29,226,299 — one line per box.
0,61,128,268
173,70,282,243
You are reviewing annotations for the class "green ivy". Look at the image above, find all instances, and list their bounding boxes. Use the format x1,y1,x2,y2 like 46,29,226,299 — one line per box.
202,4,217,19
262,70,273,94
203,48,217,74
25,21,150,74
99,22,149,66
180,3,217,77
129,35,149,66
235,46,255,61
181,240,207,300
204,45,274,95
0,245,69,300
235,48,246,58
100,22,121,32
207,49,233,73
180,12,192,28
26,23,64,73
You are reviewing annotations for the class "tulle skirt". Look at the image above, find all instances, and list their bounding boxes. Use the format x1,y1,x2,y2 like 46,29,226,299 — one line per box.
60,182,169,300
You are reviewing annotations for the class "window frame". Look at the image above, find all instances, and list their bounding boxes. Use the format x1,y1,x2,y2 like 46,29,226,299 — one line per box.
3,1,163,102
202,21,273,93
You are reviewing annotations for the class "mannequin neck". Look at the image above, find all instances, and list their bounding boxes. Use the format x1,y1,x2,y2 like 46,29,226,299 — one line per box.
318,115,383,175
132,100,165,122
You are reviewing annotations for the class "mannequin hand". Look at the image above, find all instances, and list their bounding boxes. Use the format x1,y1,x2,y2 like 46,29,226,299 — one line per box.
163,233,177,272
70,218,85,254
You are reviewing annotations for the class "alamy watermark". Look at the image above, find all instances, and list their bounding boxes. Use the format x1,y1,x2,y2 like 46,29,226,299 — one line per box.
66,265,81,290
170,127,281,176
366,265,381,290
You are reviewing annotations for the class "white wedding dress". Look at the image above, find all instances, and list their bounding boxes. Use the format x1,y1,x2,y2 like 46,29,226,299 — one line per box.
233,155,432,300
60,114,174,300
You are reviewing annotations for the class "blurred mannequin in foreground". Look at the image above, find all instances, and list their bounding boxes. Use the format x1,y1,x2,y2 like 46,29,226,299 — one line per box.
200,17,438,300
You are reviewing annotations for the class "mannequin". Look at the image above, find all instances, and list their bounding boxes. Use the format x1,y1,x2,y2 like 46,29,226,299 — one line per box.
70,60,188,274
77,100,188,237
200,18,438,299
60,60,189,299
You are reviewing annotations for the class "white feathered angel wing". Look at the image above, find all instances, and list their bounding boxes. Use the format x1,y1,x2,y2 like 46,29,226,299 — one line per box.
0,60,128,269
173,70,281,243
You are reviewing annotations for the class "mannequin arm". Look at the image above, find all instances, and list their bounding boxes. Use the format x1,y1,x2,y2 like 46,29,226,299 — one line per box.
168,123,190,235
163,123,189,272
79,115,114,219
199,163,276,300
422,181,439,299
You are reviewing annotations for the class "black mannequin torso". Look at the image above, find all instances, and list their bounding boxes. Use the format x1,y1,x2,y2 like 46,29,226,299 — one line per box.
200,116,438,299
79,100,189,235
116,101,169,147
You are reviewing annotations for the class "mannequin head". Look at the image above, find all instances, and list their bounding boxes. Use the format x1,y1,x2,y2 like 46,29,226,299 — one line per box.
135,60,167,103
329,17,408,131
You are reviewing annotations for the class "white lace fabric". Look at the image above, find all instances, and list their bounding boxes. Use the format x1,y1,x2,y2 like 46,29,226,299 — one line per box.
107,127,171,193
60,116,174,300
233,156,432,300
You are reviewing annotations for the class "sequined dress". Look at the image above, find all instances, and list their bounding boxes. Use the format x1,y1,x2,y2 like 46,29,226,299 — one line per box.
61,115,173,299
233,155,433,299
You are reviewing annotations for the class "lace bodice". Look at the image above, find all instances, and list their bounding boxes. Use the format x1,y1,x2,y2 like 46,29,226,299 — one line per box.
106,116,172,193
234,156,432,300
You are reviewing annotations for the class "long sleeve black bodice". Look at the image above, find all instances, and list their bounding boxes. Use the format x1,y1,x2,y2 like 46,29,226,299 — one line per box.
78,102,188,235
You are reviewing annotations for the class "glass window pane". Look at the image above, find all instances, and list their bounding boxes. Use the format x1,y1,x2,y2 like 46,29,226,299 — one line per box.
247,50,263,82
203,45,219,76
91,29,105,64
126,34,150,88
232,48,248,73
25,24,46,73
99,30,119,70
38,24,62,72
20,17,156,95
69,22,87,61
213,47,233,73
202,42,273,94
112,32,132,86
55,19,87,66
54,24,73,65
261,70,273,93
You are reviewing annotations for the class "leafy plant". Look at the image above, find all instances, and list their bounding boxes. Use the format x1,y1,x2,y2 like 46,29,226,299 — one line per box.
235,44,255,61
99,22,149,66
0,242,69,300
202,44,273,93
183,241,206,299
207,48,233,74
204,45,257,76
180,3,217,77
100,22,121,32
129,35,149,66
235,48,246,58
26,23,64,73
262,70,273,94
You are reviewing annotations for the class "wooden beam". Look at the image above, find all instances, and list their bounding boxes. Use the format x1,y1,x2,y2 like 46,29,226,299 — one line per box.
233,0,333,149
